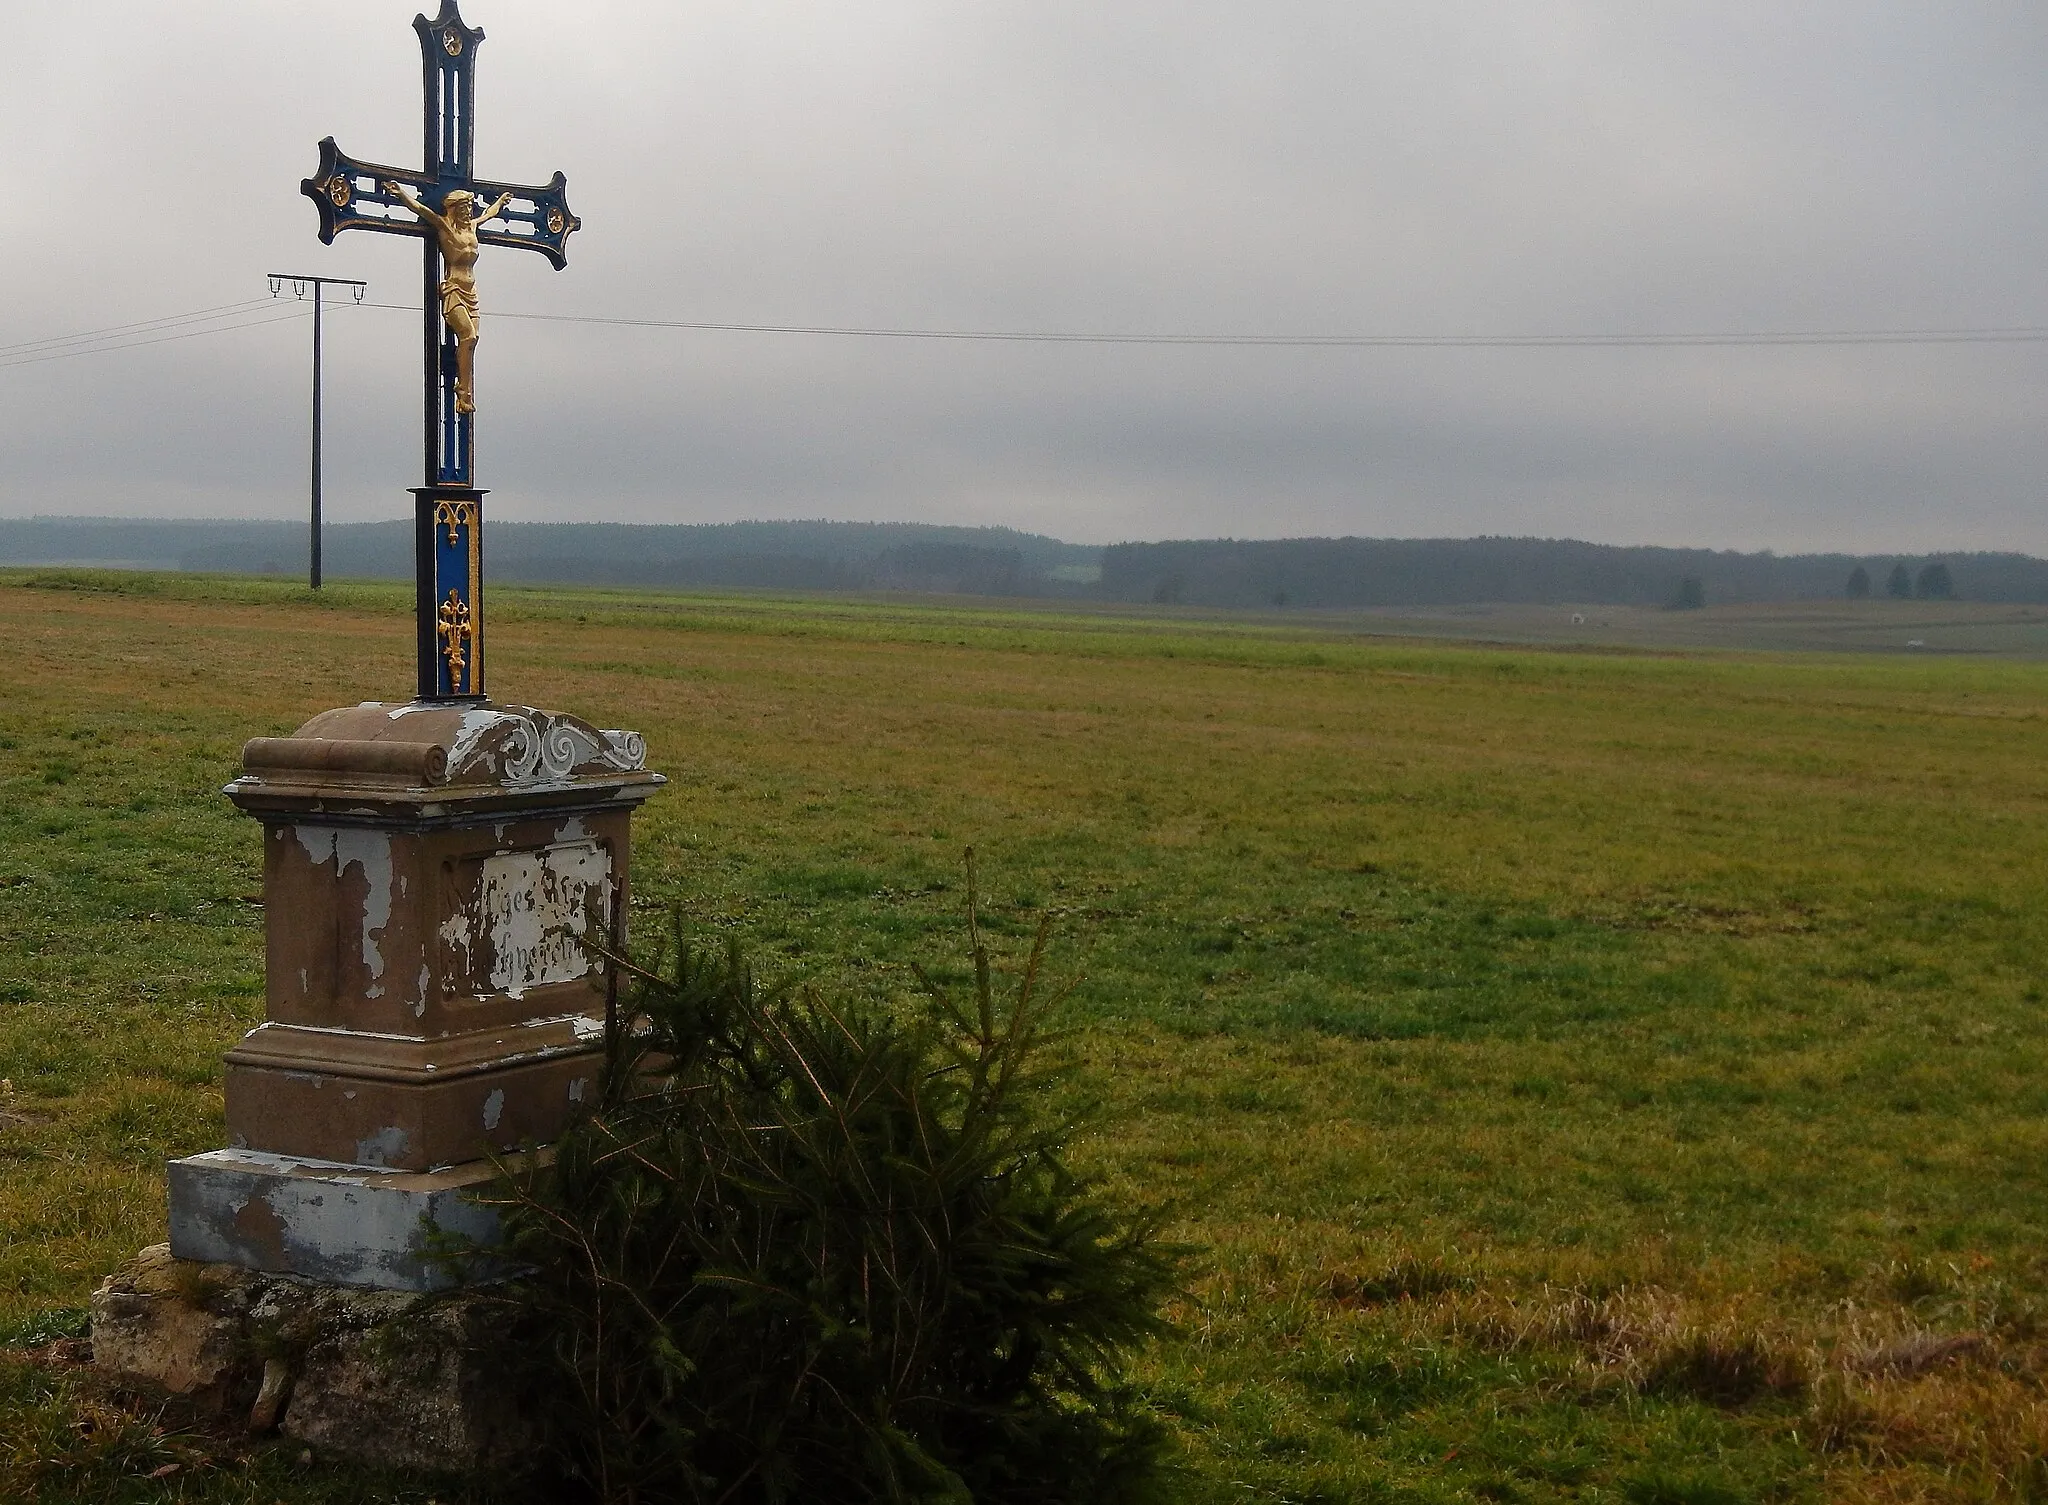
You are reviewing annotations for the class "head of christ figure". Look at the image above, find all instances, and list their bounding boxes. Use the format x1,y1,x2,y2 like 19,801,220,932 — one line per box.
442,189,476,223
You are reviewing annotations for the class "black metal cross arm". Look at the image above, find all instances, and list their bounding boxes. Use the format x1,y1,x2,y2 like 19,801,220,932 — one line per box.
302,145,578,270
473,172,579,271
302,140,436,248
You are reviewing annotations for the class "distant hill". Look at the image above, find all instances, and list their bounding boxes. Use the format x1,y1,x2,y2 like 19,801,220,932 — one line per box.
1100,536,2048,608
5,517,2045,606
0,518,1099,596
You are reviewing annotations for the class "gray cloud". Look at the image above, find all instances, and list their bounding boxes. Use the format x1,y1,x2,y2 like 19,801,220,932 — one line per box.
3,1,2046,550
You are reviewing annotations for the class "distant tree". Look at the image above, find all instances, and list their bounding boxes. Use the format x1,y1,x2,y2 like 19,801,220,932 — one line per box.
872,542,1021,595
1846,565,1870,599
1151,572,1186,605
1669,576,1705,610
1886,563,1913,599
1916,561,1954,599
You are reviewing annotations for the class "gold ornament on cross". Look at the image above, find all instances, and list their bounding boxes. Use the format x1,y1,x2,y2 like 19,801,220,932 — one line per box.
436,590,473,688
433,498,476,545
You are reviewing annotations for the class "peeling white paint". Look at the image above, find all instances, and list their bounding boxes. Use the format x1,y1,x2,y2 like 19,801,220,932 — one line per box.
245,1020,425,1043
167,1149,503,1290
445,706,512,776
518,1012,606,1039
337,829,392,993
481,1090,505,1131
293,825,394,989
492,1048,565,1066
356,1126,410,1167
567,1077,585,1103
438,910,475,980
414,963,431,1018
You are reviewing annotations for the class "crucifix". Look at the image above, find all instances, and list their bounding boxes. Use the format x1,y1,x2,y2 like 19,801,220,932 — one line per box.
300,0,579,700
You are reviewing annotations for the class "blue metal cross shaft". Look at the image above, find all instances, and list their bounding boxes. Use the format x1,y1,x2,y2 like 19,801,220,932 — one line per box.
299,0,579,700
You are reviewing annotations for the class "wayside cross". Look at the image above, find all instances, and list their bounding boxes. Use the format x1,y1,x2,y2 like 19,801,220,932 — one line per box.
300,0,579,699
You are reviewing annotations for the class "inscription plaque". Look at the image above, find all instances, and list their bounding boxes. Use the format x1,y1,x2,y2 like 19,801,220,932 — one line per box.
444,838,613,999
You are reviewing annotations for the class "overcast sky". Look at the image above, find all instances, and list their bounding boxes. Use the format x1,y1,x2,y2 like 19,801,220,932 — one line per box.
3,2,2046,550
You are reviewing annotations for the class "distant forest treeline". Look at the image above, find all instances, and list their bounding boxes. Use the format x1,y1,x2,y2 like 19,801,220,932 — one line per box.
0,518,1096,596
4,517,2045,607
1100,537,2048,608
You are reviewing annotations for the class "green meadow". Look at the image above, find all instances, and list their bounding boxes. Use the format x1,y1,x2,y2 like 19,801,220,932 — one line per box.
4,568,2048,1503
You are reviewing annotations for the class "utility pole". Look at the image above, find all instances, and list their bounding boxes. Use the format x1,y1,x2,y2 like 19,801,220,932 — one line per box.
268,274,365,589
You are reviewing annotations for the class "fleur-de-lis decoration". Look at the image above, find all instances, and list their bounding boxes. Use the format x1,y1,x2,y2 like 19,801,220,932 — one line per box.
437,589,473,688
433,498,474,546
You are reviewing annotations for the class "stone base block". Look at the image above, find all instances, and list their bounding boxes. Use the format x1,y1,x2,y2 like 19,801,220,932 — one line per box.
91,1244,533,1475
168,1149,508,1291
224,1017,602,1171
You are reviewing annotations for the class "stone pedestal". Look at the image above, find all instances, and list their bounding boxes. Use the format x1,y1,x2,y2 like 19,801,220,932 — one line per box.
167,700,662,1289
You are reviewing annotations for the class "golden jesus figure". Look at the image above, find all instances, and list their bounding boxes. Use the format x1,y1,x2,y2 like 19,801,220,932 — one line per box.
382,181,512,414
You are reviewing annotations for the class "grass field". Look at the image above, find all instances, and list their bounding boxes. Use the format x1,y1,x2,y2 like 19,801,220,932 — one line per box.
4,567,2048,1503
1307,598,2048,659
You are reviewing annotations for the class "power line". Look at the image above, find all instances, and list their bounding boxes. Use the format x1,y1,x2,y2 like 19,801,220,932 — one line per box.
0,299,281,358
0,307,310,371
358,300,2048,349
10,293,2048,370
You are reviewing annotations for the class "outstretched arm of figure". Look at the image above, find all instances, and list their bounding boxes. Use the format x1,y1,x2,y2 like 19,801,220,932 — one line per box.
382,181,443,229
478,191,514,225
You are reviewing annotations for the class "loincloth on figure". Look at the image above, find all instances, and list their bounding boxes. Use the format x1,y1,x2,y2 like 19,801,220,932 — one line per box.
439,279,480,326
